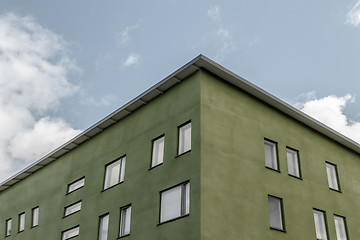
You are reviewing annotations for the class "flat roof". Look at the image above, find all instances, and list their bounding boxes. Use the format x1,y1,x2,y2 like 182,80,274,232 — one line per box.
1,54,359,192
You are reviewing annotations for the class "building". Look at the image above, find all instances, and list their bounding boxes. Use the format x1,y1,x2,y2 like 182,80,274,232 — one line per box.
0,55,359,240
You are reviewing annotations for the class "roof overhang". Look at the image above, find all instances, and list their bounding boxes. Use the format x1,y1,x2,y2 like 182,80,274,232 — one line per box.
1,54,359,192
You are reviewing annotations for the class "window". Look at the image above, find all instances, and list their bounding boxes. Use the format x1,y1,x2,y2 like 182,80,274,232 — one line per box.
264,139,278,170
5,218,11,236
98,214,109,240
313,209,328,240
18,212,25,232
160,182,190,223
151,135,165,168
178,122,191,155
326,162,340,191
268,195,285,231
286,147,301,178
64,201,82,217
103,156,126,190
62,226,79,240
67,177,85,194
334,215,348,240
119,205,132,237
31,207,39,227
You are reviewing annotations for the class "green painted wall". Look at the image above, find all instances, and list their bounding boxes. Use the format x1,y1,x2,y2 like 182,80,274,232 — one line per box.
200,70,360,239
0,71,202,240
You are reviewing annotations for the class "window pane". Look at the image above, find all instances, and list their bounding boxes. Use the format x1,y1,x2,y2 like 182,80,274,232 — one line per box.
178,122,191,154
6,219,12,236
268,196,283,230
161,186,182,222
103,157,126,189
264,140,278,170
152,136,165,167
326,163,339,190
19,213,25,232
313,210,328,240
334,215,347,240
65,202,82,216
185,183,190,215
32,207,39,227
62,226,80,240
98,214,109,240
68,178,85,193
120,157,126,183
287,148,300,177
120,206,131,236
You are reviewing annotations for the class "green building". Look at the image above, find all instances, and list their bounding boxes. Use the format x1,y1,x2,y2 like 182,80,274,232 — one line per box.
0,55,359,240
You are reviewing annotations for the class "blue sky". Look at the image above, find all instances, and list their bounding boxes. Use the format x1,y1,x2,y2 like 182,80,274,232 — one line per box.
0,0,360,181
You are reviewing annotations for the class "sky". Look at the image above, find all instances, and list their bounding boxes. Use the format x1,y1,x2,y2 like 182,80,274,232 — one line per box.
0,0,360,182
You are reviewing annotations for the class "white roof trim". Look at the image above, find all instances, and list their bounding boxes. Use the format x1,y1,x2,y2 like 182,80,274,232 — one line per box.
1,54,359,192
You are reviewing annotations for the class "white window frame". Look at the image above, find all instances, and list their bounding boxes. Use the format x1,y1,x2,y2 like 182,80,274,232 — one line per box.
67,177,85,194
5,218,12,236
31,207,39,227
178,122,191,155
119,205,132,237
334,215,348,240
62,226,80,240
286,147,301,178
326,162,340,191
313,209,328,240
268,195,285,231
151,135,165,168
18,212,25,232
103,156,126,190
264,139,278,171
160,182,190,223
64,201,82,217
98,213,109,240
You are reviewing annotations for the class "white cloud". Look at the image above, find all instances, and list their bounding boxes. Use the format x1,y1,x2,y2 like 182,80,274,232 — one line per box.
123,53,141,67
207,6,220,21
346,1,360,27
117,20,142,46
206,6,234,62
297,93,360,144
0,13,81,181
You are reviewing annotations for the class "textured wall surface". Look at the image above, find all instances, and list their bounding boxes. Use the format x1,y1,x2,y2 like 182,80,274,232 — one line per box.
200,69,360,239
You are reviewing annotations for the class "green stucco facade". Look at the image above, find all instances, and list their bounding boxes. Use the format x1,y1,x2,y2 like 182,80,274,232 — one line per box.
1,59,360,239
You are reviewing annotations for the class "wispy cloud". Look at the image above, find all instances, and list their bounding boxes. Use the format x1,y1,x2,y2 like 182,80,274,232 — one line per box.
117,20,142,46
207,6,234,62
346,1,360,27
296,92,360,144
0,13,82,180
123,53,141,67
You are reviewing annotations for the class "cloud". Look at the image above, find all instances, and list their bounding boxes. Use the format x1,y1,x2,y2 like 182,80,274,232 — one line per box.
346,1,360,27
117,20,142,46
207,6,220,21
207,6,234,62
0,13,81,181
296,93,360,144
123,53,141,67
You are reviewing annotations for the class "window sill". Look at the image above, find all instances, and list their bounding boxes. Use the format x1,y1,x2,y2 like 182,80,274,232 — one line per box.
270,227,286,233
265,166,280,173
149,163,163,170
101,181,124,192
118,234,130,239
175,150,191,158
329,187,342,193
288,174,302,180
158,214,189,226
